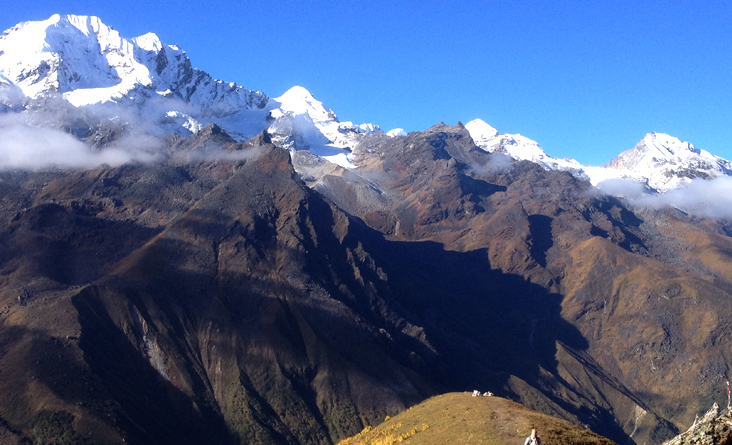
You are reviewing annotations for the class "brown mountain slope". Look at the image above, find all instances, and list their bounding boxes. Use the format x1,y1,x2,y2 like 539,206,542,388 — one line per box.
313,123,732,443
337,393,617,445
0,139,440,444
1,124,732,444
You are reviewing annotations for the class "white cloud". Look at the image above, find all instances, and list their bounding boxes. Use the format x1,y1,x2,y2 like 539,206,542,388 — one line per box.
637,176,732,220
595,176,732,220
0,113,143,169
594,178,650,199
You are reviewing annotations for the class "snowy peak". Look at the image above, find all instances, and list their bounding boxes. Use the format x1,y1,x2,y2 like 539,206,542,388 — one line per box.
386,128,407,137
600,132,732,191
0,14,269,117
0,14,165,100
606,132,709,170
0,14,126,98
132,32,164,52
465,118,547,162
272,86,337,125
0,14,383,170
5,15,732,193
50,14,113,36
465,118,582,172
643,132,699,157
266,85,382,168
464,119,498,144
464,120,732,193
270,85,380,137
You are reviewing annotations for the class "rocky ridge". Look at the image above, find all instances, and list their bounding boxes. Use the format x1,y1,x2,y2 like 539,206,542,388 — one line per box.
2,114,732,445
662,404,732,445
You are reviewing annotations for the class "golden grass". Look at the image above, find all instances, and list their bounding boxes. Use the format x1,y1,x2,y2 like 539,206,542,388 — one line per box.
336,393,616,445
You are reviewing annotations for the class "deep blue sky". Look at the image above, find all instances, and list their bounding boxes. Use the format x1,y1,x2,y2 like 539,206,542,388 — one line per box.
3,1,732,165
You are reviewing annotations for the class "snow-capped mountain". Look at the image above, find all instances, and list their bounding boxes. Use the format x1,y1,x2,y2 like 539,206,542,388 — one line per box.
386,128,407,137
267,86,381,167
464,119,732,193
0,14,379,168
600,132,732,191
465,118,583,172
1,14,731,193
0,15,268,117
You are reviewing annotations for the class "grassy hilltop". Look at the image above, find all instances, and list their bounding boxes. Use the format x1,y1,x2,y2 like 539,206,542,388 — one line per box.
337,393,618,445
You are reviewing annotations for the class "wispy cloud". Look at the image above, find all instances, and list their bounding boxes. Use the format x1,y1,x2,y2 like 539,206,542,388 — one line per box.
0,99,265,169
595,176,732,220
0,113,149,169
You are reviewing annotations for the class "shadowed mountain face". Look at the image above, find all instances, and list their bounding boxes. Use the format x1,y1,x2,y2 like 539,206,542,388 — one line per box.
1,125,732,445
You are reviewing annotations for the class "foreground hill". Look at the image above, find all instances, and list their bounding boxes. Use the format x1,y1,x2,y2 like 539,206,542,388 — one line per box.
337,393,617,445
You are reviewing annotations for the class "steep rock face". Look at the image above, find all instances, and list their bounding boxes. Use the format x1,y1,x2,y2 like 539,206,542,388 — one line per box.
0,125,647,444
6,122,732,445
0,125,634,444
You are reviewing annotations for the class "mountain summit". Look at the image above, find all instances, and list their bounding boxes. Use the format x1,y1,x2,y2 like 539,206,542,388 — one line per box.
465,118,579,171
0,14,268,114
1,14,731,194
0,14,379,162
465,119,732,193
603,132,732,191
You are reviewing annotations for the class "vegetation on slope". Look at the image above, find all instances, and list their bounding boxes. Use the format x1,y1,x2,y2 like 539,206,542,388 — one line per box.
337,393,617,445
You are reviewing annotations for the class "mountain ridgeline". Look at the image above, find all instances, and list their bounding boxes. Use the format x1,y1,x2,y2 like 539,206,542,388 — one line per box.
1,14,732,445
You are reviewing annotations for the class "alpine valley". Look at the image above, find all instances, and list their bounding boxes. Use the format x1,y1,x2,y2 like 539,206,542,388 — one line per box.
1,14,732,445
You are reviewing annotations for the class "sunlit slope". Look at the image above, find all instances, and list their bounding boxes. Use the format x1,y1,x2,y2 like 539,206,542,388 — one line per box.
560,231,732,426
337,393,617,445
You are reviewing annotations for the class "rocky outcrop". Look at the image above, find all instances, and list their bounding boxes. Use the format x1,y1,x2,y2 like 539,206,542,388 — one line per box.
662,404,732,445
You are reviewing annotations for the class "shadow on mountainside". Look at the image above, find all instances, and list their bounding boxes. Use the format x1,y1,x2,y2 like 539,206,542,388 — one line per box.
68,251,431,444
0,202,163,286
528,214,554,268
263,194,637,444
0,150,644,445
9,200,635,445
349,226,637,445
72,286,236,445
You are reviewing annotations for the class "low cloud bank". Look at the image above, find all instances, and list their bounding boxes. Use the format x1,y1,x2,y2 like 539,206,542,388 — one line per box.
0,114,154,169
595,176,732,220
0,107,261,170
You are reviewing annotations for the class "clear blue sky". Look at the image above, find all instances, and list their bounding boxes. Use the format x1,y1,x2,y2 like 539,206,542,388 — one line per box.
2,0,732,165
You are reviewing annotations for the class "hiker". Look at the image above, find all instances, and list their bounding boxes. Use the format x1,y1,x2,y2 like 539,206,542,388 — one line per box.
524,428,542,445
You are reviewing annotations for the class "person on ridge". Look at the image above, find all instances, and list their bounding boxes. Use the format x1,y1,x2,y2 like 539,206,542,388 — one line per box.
524,428,542,445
